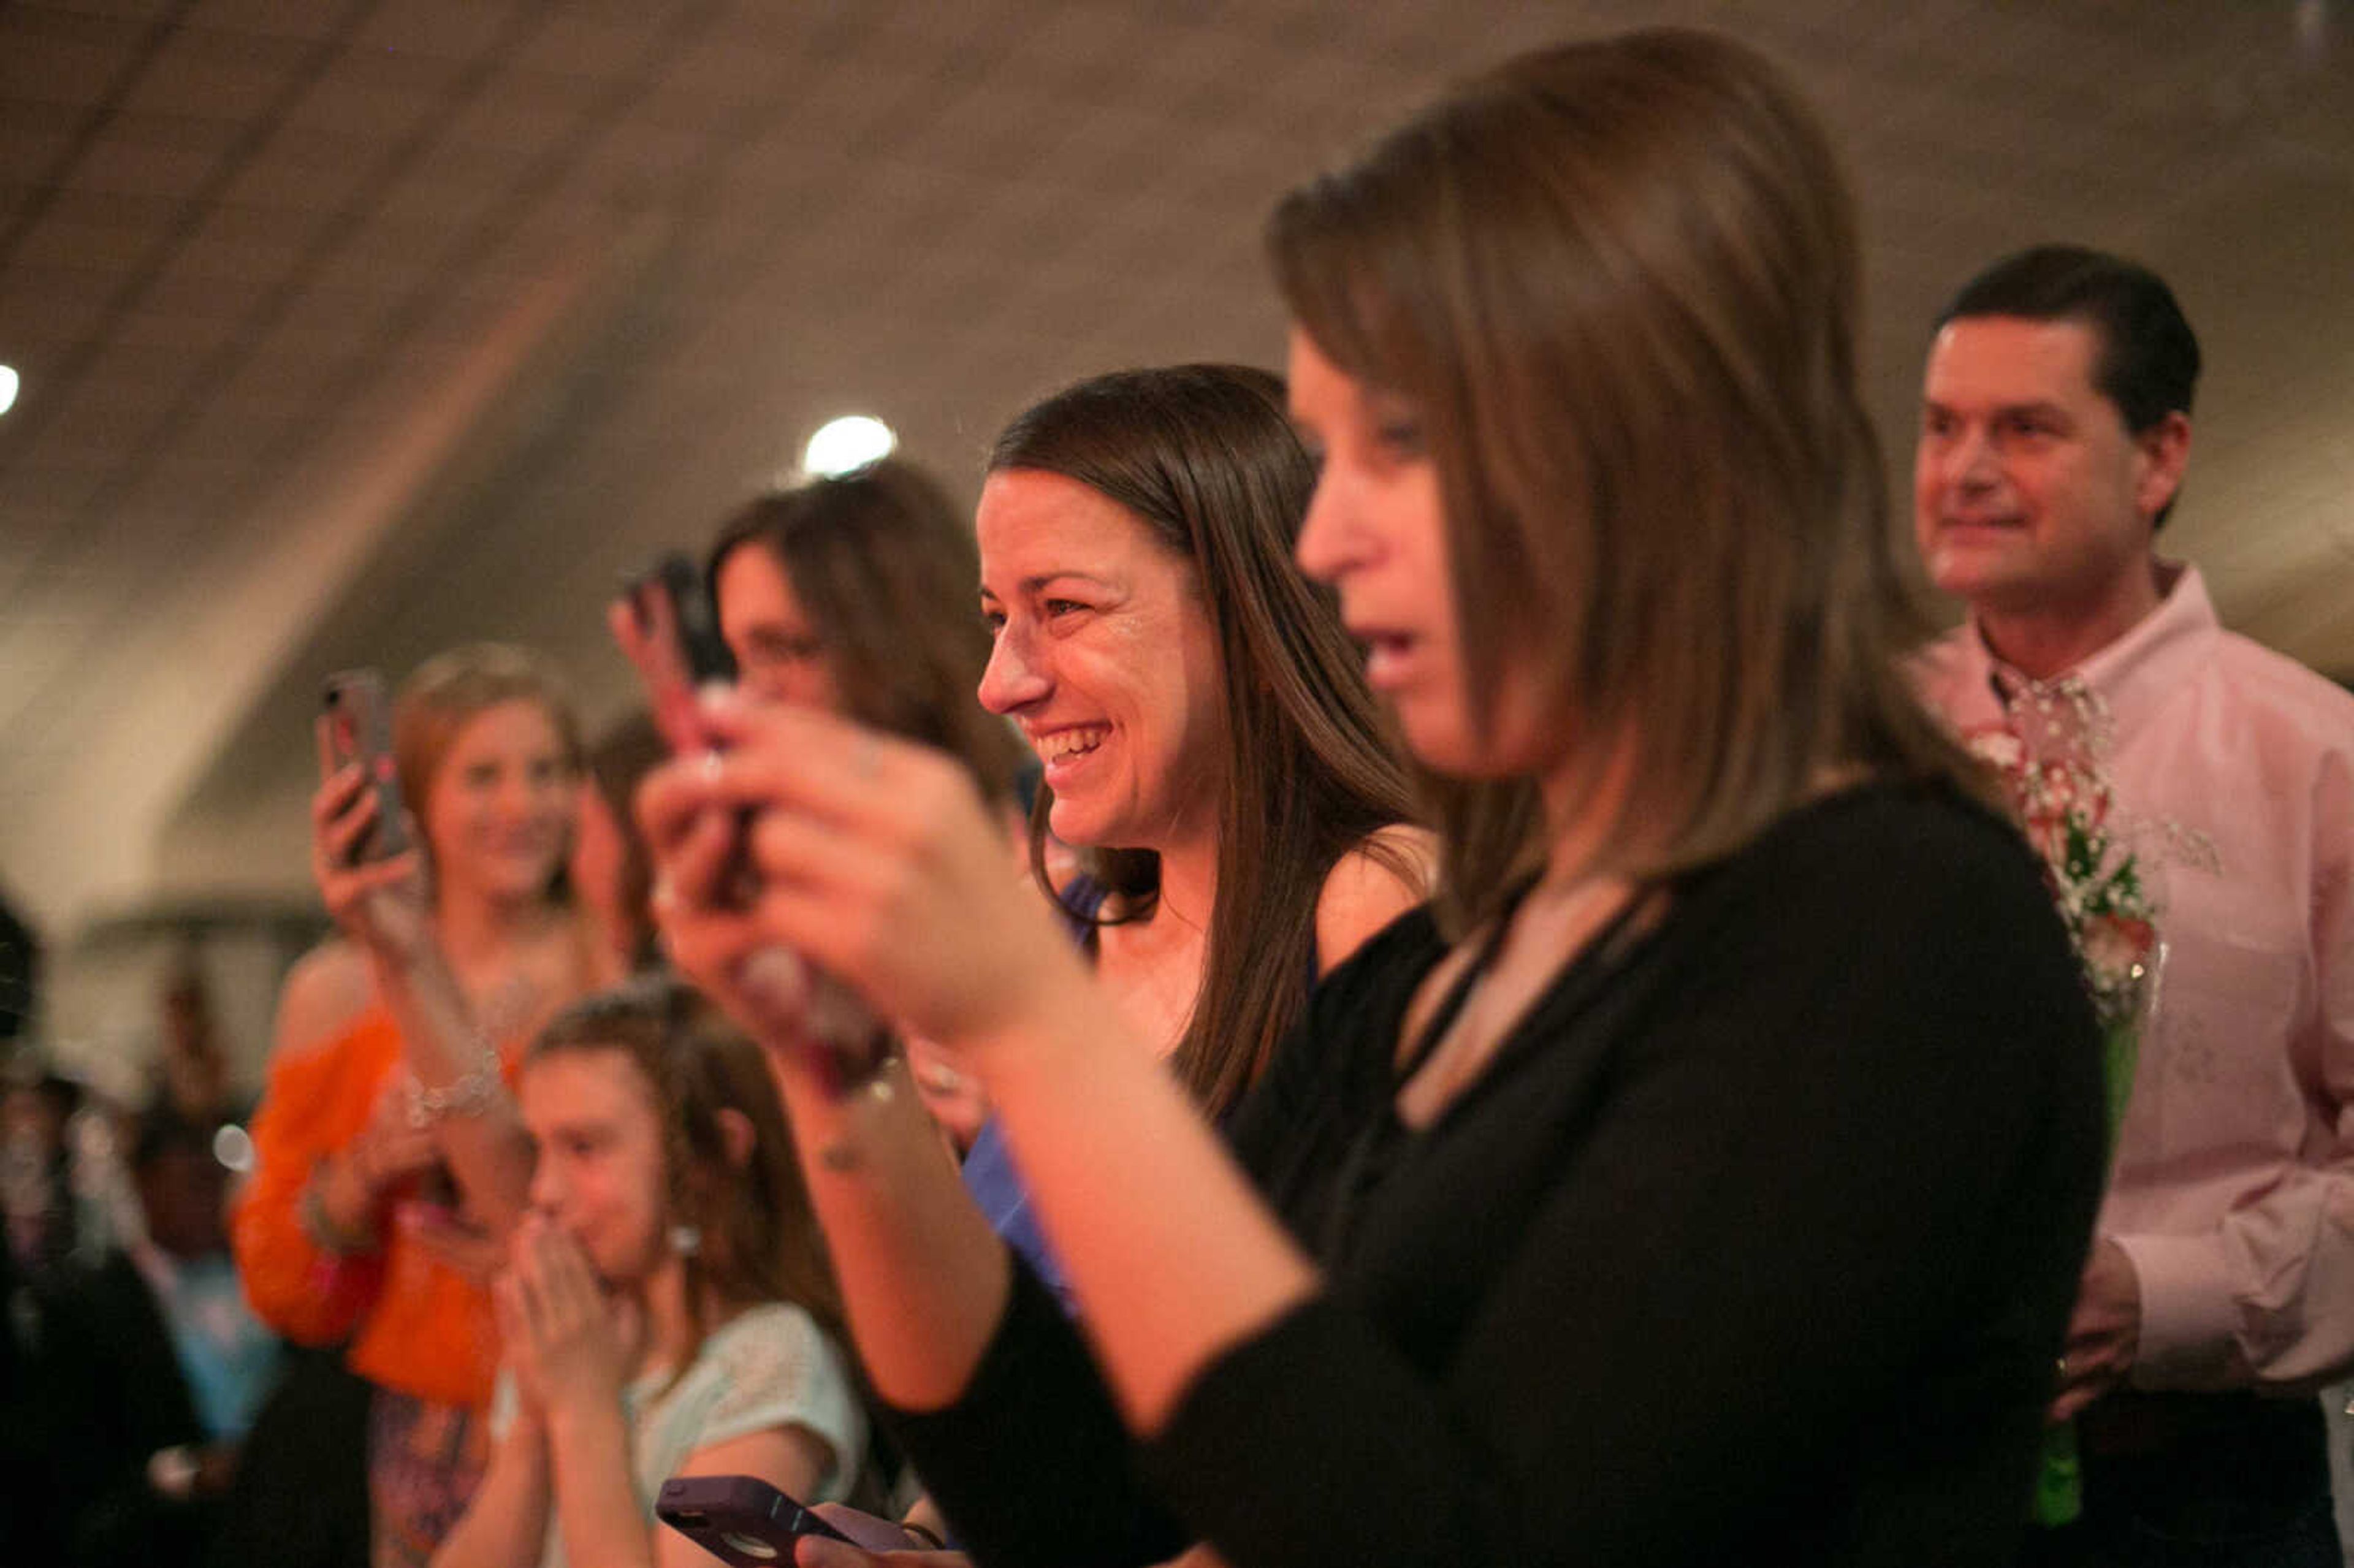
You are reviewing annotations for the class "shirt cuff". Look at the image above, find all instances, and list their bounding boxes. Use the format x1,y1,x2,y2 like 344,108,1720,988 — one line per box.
2113,1230,2245,1388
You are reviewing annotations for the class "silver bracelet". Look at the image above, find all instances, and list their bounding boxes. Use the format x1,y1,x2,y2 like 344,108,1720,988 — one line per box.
403,1030,505,1127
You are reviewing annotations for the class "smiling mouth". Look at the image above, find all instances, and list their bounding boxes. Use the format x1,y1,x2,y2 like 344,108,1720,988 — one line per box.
1034,727,1107,764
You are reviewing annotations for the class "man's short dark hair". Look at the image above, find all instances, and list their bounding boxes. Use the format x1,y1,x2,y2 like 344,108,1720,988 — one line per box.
1937,245,2201,435
1937,245,2200,527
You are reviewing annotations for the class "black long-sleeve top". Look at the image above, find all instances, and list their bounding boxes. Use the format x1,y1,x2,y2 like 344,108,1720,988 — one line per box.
893,784,2106,1567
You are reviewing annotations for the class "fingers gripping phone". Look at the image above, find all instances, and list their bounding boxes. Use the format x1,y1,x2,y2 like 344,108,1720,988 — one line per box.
321,669,412,863
655,1475,851,1564
619,553,736,756
614,554,885,1066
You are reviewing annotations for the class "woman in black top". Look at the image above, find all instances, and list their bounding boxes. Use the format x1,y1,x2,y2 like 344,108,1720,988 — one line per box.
641,26,2105,1568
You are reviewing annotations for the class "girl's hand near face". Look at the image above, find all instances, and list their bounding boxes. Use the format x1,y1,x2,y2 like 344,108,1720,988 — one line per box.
637,693,1087,1079
497,1217,642,1429
492,1254,543,1429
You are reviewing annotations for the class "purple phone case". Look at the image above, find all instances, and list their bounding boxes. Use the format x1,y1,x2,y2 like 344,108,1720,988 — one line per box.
654,1475,851,1564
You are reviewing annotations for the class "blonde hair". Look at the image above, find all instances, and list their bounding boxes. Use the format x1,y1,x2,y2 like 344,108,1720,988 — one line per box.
392,642,584,894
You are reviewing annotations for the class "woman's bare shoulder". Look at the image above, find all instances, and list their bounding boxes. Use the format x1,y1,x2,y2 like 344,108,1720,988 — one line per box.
1315,824,1438,972
271,938,378,1060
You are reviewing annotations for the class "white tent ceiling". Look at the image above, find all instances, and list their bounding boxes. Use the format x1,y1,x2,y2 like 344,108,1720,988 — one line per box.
3,0,2350,938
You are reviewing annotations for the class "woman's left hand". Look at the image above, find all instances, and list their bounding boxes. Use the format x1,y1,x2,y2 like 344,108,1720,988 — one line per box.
308,740,433,965
637,693,1084,1064
497,1216,641,1424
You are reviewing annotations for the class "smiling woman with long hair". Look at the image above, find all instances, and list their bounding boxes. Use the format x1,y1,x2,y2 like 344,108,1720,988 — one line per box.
980,365,1426,1117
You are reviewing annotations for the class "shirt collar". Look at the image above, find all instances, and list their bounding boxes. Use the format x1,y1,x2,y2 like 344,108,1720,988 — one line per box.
1971,560,2219,741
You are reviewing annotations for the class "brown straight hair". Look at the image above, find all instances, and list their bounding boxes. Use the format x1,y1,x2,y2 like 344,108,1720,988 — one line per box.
991,365,1423,1116
528,977,845,1380
1267,28,1984,933
706,459,1025,805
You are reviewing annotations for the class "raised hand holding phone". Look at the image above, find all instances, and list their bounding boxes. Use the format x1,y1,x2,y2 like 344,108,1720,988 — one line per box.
610,557,890,1086
636,694,1078,1065
320,669,412,861
312,674,430,962
610,556,734,756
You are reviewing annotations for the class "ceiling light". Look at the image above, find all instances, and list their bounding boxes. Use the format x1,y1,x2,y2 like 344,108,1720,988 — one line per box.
0,365,18,417
213,1123,256,1173
802,414,896,479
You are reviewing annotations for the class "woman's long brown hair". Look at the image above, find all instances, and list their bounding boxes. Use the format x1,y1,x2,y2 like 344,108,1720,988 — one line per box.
705,459,1025,807
991,365,1423,1116
1268,29,1990,933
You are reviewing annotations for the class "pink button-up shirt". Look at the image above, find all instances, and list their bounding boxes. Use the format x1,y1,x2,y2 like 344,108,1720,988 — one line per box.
1918,563,2354,1390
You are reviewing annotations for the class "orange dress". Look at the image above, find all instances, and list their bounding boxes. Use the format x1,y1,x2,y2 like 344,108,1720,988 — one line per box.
233,1003,516,1410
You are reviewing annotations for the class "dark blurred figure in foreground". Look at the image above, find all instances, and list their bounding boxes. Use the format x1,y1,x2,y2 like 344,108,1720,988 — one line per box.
39,1114,283,1568
0,881,49,1541
4,1067,89,1284
201,1339,375,1568
0,884,34,1050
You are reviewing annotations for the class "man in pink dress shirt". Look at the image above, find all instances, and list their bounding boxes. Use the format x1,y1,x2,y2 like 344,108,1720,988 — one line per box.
1914,245,2354,1566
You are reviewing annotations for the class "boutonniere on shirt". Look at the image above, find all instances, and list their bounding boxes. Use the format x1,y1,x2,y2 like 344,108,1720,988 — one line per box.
1964,681,2166,1531
1964,719,2162,1067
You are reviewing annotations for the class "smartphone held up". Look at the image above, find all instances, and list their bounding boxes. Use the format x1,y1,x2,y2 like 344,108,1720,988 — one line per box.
615,552,735,755
611,554,888,1072
321,668,411,864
